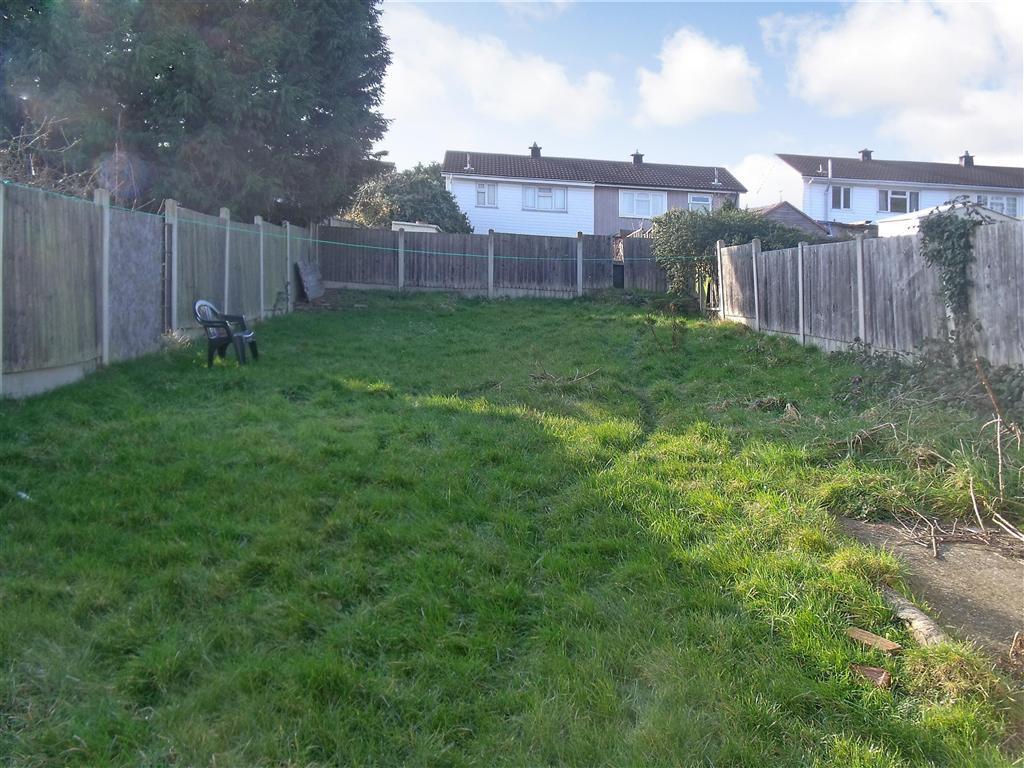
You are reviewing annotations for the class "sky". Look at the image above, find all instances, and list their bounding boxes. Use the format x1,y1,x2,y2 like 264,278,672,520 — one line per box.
375,0,1024,206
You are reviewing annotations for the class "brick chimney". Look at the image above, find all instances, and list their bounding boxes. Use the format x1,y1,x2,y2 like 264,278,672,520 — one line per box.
631,150,644,165
529,142,541,159
959,151,974,167
859,148,873,161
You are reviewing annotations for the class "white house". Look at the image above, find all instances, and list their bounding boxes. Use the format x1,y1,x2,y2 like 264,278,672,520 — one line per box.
441,144,745,237
772,150,1023,232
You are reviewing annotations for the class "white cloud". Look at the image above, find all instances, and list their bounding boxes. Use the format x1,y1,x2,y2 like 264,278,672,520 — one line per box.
378,4,615,168
636,28,760,126
762,1,1024,164
729,153,804,208
499,0,573,20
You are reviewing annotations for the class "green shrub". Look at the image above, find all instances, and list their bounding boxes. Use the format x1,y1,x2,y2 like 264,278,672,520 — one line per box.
652,205,825,295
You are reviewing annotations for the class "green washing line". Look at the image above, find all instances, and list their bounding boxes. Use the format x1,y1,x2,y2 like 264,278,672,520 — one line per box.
1,177,665,262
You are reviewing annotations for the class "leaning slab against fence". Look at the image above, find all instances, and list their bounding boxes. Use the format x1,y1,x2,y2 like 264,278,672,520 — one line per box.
718,221,1024,366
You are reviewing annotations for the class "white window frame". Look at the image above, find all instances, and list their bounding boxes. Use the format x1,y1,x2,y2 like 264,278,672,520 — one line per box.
523,185,567,212
475,182,496,208
831,186,851,210
978,194,1018,216
688,193,712,213
878,189,919,214
619,189,668,218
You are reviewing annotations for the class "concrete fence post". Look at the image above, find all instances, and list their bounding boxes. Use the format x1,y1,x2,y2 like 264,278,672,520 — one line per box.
220,207,231,313
397,228,405,291
715,239,725,319
284,221,293,313
93,189,112,365
487,229,495,299
751,237,762,332
797,242,807,345
165,199,179,329
855,234,866,343
576,232,584,297
0,182,5,396
255,215,265,319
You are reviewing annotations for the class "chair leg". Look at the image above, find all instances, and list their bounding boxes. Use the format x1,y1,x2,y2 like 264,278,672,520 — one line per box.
248,341,259,361
207,341,217,368
234,336,247,364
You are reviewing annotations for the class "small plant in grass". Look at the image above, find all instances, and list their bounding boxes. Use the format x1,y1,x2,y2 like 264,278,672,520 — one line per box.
902,643,1006,704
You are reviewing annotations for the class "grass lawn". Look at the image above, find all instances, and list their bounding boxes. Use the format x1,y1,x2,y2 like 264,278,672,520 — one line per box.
0,292,1015,766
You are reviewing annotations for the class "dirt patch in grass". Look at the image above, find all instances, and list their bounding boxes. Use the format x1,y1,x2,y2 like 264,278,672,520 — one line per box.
842,518,1023,663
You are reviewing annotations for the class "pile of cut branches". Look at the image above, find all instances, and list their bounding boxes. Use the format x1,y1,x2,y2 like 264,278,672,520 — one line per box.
1,118,97,197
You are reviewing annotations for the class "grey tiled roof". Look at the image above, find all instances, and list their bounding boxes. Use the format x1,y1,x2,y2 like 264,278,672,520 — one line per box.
777,153,1024,191
442,151,746,192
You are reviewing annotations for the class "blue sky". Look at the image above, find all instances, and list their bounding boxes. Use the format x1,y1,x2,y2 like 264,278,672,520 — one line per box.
376,1,1023,205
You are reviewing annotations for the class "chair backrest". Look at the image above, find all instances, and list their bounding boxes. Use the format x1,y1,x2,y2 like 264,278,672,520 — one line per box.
194,300,230,339
194,300,220,324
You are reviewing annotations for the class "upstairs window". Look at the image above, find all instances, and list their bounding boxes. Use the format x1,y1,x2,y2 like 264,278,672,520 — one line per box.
620,189,668,218
688,193,712,213
523,185,567,212
978,194,1018,216
878,190,919,214
831,186,851,209
476,183,496,207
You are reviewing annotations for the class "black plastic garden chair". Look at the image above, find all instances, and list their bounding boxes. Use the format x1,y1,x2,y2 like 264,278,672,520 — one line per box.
194,300,258,367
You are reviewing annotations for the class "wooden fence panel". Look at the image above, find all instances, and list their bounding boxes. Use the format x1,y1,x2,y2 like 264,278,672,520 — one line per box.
289,225,312,303
720,243,754,320
109,207,164,361
623,238,666,293
2,184,101,372
176,209,226,328
291,225,312,266
492,233,577,296
227,221,262,320
756,246,800,335
803,240,857,345
861,235,946,353
319,227,397,287
582,234,612,292
718,222,1023,365
972,221,1024,366
404,231,488,291
261,222,289,315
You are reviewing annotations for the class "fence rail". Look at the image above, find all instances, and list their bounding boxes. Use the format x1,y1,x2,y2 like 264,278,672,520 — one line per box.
0,182,304,398
317,227,664,299
1,181,670,398
717,221,1024,366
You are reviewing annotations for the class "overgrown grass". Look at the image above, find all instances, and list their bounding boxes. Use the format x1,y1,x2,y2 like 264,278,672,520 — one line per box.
0,292,1015,766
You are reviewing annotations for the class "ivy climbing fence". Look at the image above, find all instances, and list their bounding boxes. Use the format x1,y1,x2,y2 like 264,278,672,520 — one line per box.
717,221,1024,367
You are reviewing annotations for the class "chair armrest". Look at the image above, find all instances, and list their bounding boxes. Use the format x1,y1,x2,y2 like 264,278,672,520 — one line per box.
198,318,231,330
220,313,249,331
